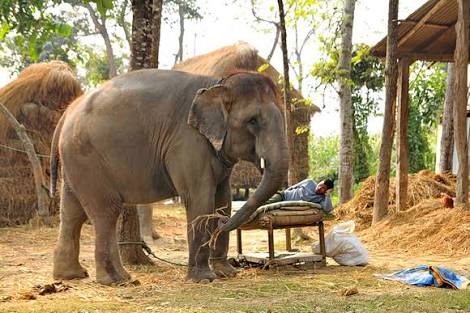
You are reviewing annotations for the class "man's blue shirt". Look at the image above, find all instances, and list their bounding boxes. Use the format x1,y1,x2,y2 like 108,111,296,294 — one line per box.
281,179,333,213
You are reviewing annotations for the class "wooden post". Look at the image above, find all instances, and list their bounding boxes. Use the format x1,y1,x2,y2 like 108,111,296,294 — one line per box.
453,0,470,204
438,63,455,173
373,0,399,224
396,58,410,211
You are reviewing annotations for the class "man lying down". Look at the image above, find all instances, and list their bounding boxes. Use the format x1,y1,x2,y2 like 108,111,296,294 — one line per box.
264,178,335,214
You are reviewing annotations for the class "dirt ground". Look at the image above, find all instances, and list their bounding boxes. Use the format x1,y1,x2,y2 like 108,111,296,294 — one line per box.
0,203,469,313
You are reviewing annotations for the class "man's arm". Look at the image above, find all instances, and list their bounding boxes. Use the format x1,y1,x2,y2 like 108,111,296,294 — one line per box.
321,196,333,214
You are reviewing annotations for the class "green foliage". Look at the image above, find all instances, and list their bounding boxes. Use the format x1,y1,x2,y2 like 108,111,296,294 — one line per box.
0,0,74,61
408,62,447,173
163,0,202,24
308,135,340,182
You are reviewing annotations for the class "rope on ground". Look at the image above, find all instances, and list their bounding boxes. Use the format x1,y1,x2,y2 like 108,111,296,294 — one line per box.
0,143,50,158
118,241,187,267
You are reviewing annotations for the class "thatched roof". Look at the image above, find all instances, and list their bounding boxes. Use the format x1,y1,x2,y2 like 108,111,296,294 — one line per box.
371,0,467,62
174,43,315,188
0,60,83,139
174,42,320,114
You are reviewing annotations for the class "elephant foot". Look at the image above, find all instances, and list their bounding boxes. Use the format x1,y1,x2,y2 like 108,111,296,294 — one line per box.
186,267,217,283
210,258,239,278
53,263,89,281
96,268,131,286
53,249,89,280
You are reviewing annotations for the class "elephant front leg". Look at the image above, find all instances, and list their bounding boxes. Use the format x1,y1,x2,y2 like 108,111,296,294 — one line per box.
185,198,218,283
209,180,239,278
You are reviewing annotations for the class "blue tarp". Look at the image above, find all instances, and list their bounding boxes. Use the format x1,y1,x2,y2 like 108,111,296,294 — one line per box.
376,265,469,289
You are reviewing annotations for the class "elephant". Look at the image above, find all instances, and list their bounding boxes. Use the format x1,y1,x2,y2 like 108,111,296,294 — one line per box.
49,69,288,285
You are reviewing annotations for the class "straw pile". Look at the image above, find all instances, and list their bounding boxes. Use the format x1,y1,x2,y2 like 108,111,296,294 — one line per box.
335,170,456,228
360,199,470,255
0,61,82,226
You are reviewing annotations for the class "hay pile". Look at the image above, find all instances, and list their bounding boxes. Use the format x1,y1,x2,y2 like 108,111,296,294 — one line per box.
335,170,456,228
360,199,470,256
0,61,82,226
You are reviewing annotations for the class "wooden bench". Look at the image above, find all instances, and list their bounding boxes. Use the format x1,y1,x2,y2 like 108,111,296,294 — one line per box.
233,201,327,267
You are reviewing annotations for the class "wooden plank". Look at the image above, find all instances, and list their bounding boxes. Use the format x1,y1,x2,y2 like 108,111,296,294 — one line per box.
268,228,275,260
236,229,242,254
453,0,470,204
285,228,292,251
398,0,448,47
415,23,454,52
398,20,451,30
396,58,411,211
318,221,326,259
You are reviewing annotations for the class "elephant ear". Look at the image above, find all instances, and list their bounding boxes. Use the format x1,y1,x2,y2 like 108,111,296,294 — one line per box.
188,85,231,151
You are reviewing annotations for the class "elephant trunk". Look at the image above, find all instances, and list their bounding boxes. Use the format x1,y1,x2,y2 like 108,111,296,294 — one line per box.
219,129,288,232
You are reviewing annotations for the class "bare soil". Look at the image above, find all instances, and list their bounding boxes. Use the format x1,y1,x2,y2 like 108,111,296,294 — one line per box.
0,203,469,313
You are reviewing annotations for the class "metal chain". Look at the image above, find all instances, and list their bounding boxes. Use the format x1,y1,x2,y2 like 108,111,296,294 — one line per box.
118,241,187,267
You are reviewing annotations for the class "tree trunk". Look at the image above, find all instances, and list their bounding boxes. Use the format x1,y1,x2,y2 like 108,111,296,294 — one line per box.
278,0,310,240
149,0,163,68
373,0,399,224
174,2,185,65
0,102,51,226
337,0,356,204
118,207,153,265
396,58,410,211
85,3,117,78
453,0,469,204
438,63,455,173
130,0,154,70
119,0,164,265
277,0,295,186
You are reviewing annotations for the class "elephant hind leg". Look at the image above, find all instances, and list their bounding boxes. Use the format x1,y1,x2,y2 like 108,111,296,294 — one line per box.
91,202,131,286
53,184,89,280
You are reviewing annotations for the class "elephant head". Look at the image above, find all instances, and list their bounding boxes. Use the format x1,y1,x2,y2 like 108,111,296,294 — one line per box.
188,71,288,232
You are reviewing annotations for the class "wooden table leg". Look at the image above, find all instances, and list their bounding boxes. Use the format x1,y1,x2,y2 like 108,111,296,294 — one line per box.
318,221,326,259
285,228,292,251
237,229,242,255
268,228,275,260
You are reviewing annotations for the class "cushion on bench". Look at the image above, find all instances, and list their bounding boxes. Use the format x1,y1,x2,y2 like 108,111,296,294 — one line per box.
233,201,324,230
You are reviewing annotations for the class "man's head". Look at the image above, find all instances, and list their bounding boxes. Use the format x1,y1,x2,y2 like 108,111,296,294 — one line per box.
315,179,334,195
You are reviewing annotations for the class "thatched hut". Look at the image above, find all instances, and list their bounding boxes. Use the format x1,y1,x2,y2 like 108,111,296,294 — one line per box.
0,61,82,226
173,42,320,192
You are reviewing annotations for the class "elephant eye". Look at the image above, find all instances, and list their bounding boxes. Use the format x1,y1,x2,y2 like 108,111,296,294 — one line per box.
247,117,258,126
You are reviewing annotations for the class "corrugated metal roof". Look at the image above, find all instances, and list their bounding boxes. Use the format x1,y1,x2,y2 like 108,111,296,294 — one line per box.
371,0,466,62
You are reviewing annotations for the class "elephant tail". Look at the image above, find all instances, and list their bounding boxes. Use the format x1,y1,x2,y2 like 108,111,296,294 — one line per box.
50,113,66,197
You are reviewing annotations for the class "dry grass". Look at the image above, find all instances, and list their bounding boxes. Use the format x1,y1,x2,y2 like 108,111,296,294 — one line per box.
0,203,469,312
335,171,457,228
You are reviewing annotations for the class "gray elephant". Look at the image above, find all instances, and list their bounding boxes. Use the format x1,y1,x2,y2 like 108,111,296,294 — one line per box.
50,69,288,285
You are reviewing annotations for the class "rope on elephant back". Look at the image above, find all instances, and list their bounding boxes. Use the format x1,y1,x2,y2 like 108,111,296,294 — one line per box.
118,241,188,267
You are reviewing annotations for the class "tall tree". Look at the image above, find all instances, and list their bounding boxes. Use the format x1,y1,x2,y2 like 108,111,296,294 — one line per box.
438,63,455,173
372,0,399,224
277,0,294,186
251,0,280,62
129,0,163,70
83,2,117,78
119,0,164,265
337,0,356,204
166,0,201,65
